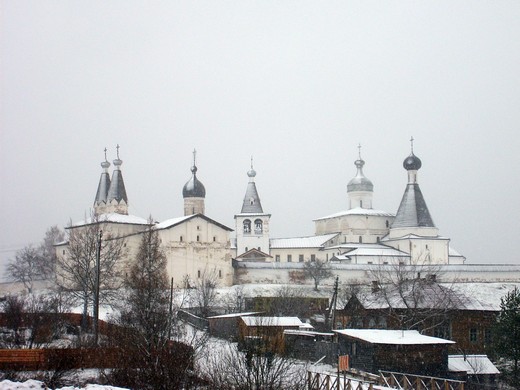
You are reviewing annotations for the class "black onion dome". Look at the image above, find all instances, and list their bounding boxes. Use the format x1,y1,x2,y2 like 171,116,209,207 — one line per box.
403,153,422,171
183,166,206,198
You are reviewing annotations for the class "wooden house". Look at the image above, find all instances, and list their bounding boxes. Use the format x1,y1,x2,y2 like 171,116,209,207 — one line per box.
335,329,455,377
238,316,312,353
207,312,260,340
337,280,497,354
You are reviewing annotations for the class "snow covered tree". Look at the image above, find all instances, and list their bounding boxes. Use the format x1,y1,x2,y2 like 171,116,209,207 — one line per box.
56,215,126,330
303,258,333,291
494,287,520,386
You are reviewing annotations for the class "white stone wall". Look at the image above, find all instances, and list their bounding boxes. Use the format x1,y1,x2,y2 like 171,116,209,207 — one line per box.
315,214,393,244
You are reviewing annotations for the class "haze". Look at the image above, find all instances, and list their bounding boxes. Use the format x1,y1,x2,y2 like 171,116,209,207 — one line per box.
2,1,520,278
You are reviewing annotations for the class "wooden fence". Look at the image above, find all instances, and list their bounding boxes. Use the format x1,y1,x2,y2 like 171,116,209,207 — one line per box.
307,371,377,390
0,348,120,371
379,371,465,390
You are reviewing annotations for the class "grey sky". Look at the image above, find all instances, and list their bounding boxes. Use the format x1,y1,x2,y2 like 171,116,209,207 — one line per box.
2,1,520,278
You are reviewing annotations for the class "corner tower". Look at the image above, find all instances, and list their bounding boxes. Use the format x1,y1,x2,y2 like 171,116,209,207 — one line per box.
183,149,206,216
234,159,271,256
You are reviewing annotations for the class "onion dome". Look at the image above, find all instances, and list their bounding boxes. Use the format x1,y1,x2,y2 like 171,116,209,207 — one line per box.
347,148,373,193
183,150,206,198
403,153,422,171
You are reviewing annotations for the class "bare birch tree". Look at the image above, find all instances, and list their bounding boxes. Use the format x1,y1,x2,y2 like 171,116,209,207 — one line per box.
56,216,126,330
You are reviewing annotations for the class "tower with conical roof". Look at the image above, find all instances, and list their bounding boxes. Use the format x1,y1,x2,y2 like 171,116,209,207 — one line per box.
106,144,129,215
183,150,206,216
234,158,271,256
93,148,111,215
384,138,451,264
347,144,374,209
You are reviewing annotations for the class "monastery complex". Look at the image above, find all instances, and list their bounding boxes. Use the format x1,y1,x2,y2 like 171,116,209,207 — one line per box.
56,142,520,288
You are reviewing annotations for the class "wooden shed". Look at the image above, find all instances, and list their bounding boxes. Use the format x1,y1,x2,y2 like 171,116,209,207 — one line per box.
335,329,455,377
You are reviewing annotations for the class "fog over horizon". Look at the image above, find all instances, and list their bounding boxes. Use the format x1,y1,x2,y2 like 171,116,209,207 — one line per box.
2,1,520,279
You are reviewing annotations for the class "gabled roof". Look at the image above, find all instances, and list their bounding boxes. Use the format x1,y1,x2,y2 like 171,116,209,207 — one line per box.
155,213,233,232
334,329,454,345
350,281,495,312
69,213,150,228
448,355,500,375
236,248,272,260
328,244,409,258
240,316,305,327
270,233,339,249
392,184,434,228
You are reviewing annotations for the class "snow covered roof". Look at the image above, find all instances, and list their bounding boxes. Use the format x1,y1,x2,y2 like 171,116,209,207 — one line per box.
334,329,455,345
353,281,495,312
270,233,339,249
314,207,394,221
207,312,261,319
155,213,233,232
448,355,500,375
284,330,334,337
340,245,409,258
240,316,305,327
69,213,150,228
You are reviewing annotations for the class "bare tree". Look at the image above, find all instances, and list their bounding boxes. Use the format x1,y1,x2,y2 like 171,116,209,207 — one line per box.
202,341,307,390
363,259,461,332
6,246,44,294
108,225,195,390
39,225,65,281
193,267,219,317
56,215,127,330
303,258,333,291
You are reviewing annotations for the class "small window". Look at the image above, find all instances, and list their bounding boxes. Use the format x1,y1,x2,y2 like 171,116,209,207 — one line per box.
377,237,380,243
275,255,280,262
123,243,127,247
196,235,200,242
180,236,183,242
245,247,248,252
287,255,292,262
213,236,216,242
311,254,316,262
257,247,260,251
299,255,304,262
197,270,201,278
243,219,251,234
469,328,478,343
360,200,363,208
359,236,362,243
385,220,389,228
219,270,222,278
326,254,329,261
197,226,200,230
62,250,65,255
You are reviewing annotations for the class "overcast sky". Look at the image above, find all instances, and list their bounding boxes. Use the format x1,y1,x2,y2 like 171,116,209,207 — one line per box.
2,1,520,279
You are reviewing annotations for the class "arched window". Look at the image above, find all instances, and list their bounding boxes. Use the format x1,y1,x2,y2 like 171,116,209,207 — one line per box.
243,219,251,234
254,219,263,234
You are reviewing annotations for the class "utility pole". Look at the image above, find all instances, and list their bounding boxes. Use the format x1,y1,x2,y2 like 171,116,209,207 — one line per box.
168,277,174,340
93,229,102,345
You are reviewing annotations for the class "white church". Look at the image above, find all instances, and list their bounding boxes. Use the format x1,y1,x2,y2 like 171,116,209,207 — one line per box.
58,140,514,289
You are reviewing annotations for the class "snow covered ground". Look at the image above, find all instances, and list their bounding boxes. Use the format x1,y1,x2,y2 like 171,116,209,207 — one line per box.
0,380,128,390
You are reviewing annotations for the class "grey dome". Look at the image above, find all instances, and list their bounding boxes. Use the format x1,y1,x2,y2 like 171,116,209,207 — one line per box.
347,159,374,192
403,153,422,171
183,166,206,198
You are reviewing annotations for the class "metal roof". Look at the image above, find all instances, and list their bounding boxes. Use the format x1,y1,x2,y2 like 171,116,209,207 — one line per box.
270,233,339,249
391,183,435,228
335,329,455,345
